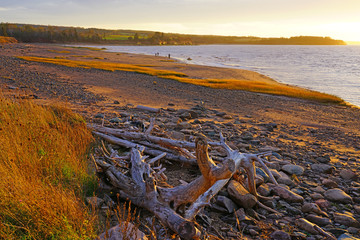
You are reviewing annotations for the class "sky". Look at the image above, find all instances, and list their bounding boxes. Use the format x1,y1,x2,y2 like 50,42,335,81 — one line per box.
1,0,360,41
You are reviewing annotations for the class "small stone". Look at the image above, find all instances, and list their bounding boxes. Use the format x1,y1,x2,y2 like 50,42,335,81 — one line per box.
86,197,104,208
347,227,360,235
177,121,192,129
248,229,258,236
324,188,353,204
94,113,104,118
113,100,120,104
295,218,319,235
333,212,360,227
316,156,331,163
302,203,328,217
311,164,334,174
340,169,357,180
216,196,238,213
269,184,304,203
257,183,271,197
234,208,256,224
322,178,338,188
315,199,331,210
109,117,121,123
282,164,304,176
306,214,332,226
270,230,291,240
310,192,324,200
337,233,360,240
98,222,148,240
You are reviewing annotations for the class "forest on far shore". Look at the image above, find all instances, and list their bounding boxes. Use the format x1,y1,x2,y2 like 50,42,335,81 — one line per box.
0,22,347,45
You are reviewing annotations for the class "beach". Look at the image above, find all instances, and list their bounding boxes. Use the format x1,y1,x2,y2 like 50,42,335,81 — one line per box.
1,43,360,238
1,43,360,132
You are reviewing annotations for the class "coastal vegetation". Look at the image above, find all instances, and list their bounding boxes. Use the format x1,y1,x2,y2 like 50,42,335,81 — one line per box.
0,96,98,239
1,22,346,45
18,56,344,104
0,36,17,44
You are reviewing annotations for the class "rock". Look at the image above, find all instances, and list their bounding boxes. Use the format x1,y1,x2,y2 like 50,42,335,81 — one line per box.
98,222,148,240
337,233,360,240
241,131,253,141
113,100,120,104
277,171,295,186
269,184,304,203
168,131,185,140
311,163,334,174
354,205,360,214
340,169,357,180
306,214,332,226
282,164,305,176
257,183,271,197
216,195,238,213
227,180,257,209
347,227,359,235
322,178,339,188
270,230,291,240
270,169,282,179
94,113,104,118
295,218,319,235
256,168,269,182
177,121,192,129
258,146,281,152
86,197,104,208
310,193,324,200
109,117,121,123
315,199,331,210
324,188,353,204
234,208,256,225
333,212,360,227
316,156,331,163
302,203,328,217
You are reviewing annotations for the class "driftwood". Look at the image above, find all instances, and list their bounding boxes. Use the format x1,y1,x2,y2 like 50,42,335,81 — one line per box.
91,123,278,239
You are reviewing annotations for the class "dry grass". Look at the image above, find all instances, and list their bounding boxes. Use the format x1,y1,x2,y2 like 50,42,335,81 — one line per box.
0,36,17,44
0,95,98,239
18,56,344,104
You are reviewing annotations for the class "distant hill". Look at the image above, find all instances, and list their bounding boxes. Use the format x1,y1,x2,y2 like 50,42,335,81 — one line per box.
0,22,346,45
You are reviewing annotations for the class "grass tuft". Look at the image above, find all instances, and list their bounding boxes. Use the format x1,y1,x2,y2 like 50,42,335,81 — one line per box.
0,95,98,239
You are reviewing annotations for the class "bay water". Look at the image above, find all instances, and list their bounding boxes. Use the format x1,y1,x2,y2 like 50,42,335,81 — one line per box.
83,44,360,106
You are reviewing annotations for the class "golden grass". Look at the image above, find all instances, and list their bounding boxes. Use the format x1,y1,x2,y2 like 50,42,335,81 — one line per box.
18,56,344,104
0,36,17,44
47,50,71,54
17,56,187,78
0,95,98,239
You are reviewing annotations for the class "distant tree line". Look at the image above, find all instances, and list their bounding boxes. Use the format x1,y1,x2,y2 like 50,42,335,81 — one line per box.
0,23,346,45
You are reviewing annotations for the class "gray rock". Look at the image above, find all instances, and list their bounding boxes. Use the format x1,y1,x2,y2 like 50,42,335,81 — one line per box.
86,197,104,208
109,117,121,123
282,164,305,176
94,113,104,118
316,156,331,163
340,169,357,180
270,230,291,240
322,178,339,188
216,195,238,213
334,212,360,227
306,214,332,226
256,168,269,182
337,233,360,240
98,222,148,240
311,163,334,174
269,184,304,203
324,188,353,204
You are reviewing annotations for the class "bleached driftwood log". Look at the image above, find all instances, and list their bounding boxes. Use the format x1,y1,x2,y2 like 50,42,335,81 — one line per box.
92,123,278,239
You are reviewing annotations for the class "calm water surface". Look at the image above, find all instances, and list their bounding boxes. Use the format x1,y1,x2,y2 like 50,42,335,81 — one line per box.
83,44,360,106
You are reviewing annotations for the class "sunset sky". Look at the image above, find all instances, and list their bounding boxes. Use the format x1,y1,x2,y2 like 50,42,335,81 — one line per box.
1,0,360,41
